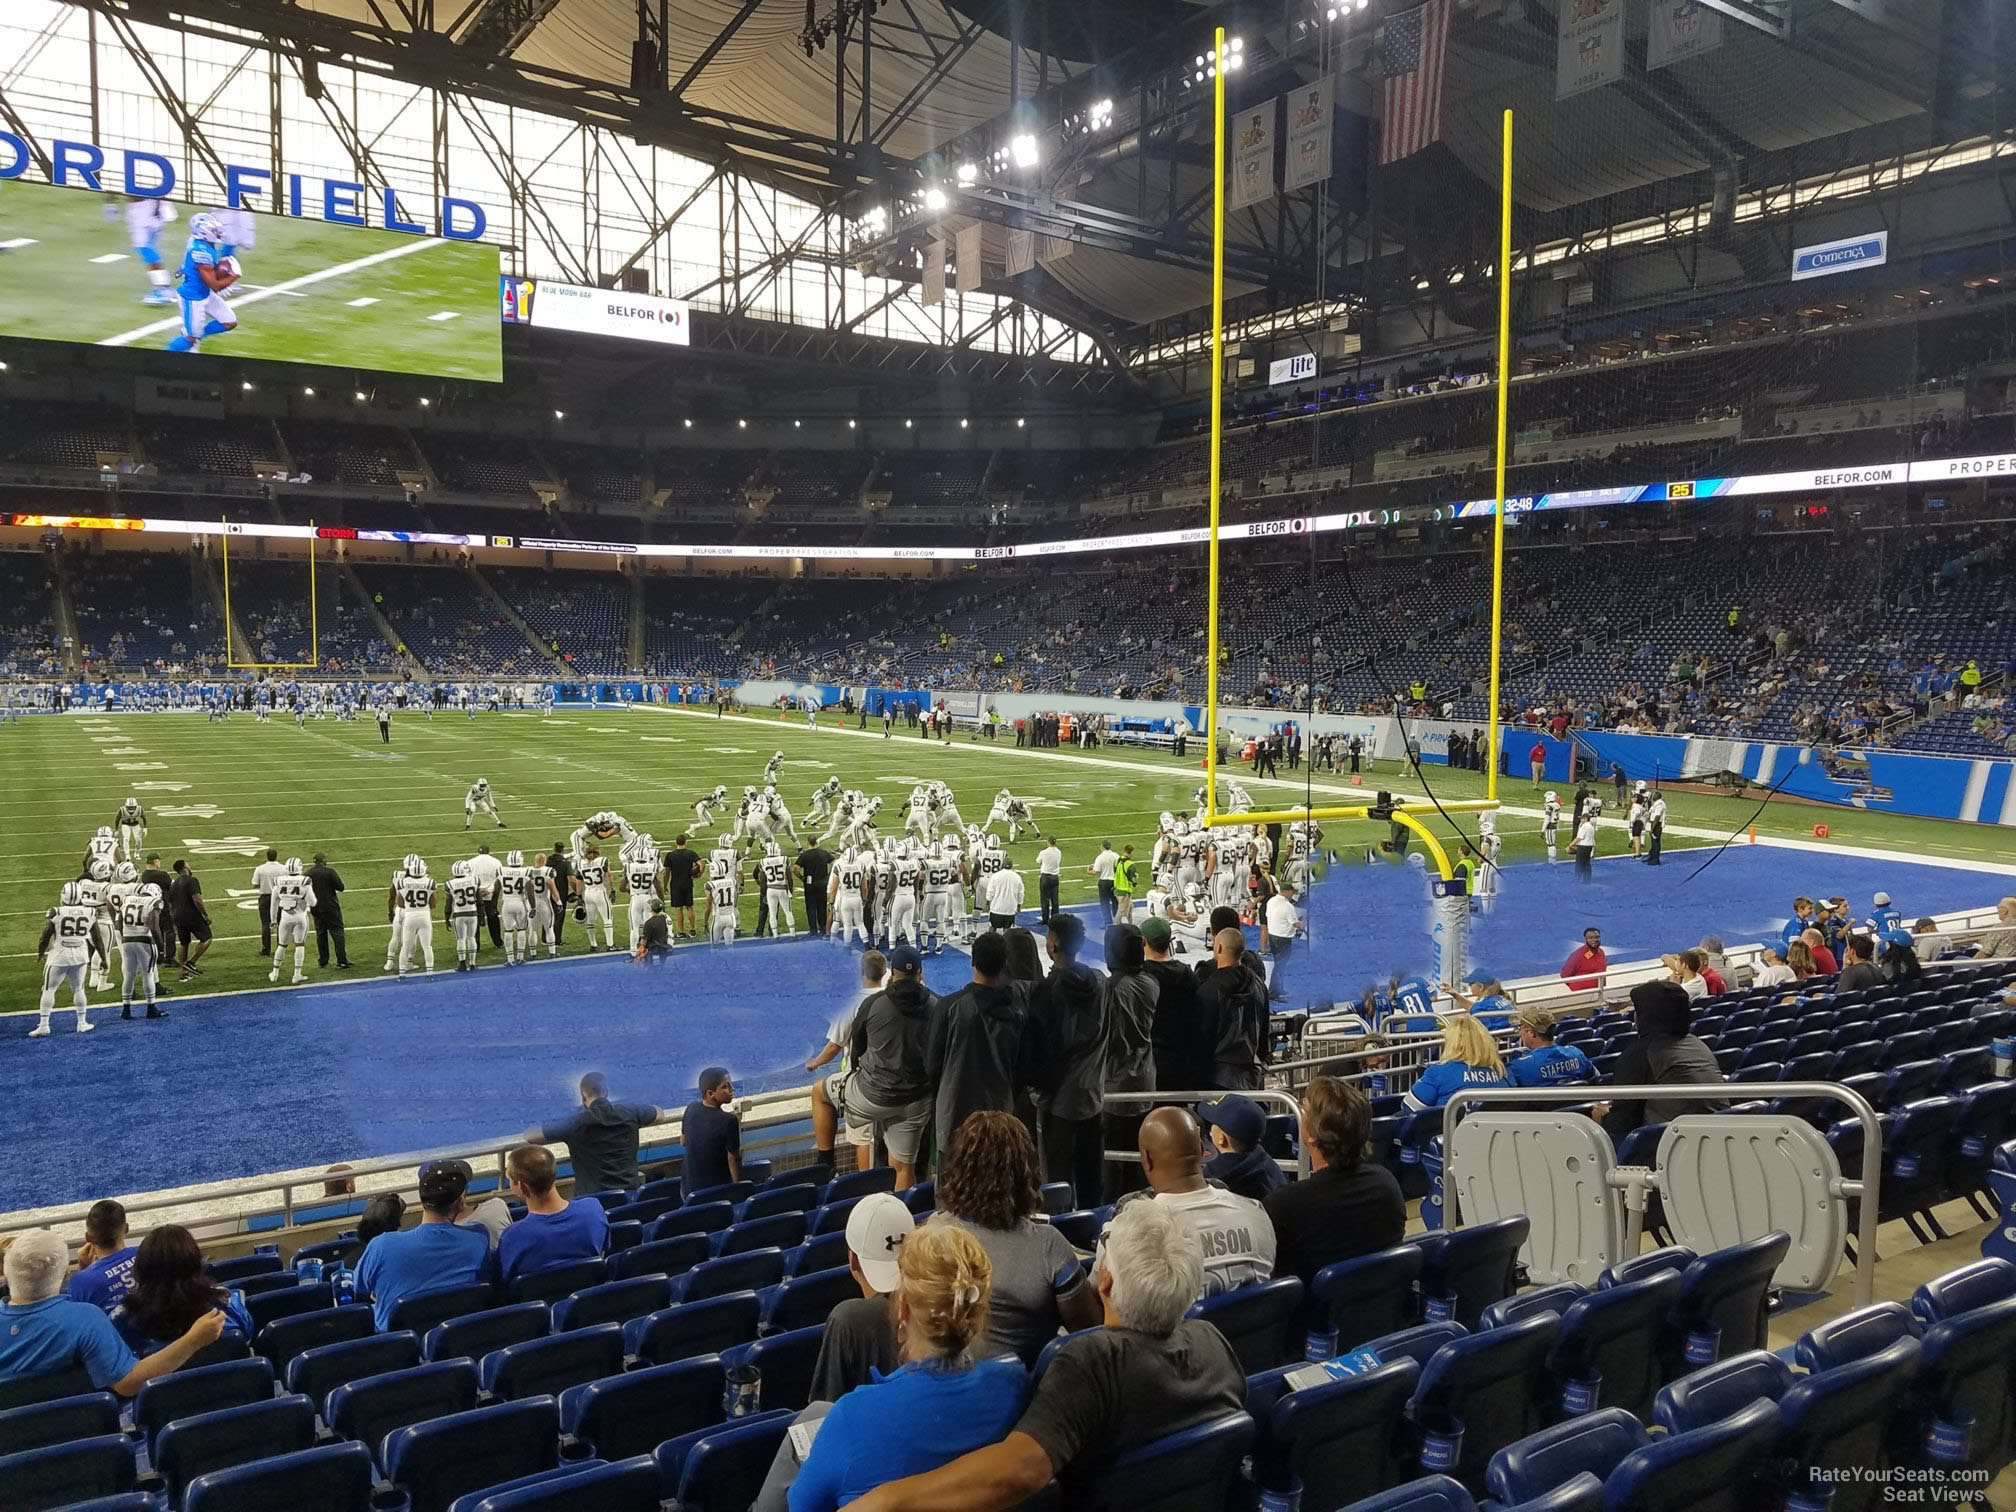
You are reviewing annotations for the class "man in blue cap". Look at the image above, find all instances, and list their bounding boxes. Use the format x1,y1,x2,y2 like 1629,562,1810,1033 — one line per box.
1197,1094,1285,1202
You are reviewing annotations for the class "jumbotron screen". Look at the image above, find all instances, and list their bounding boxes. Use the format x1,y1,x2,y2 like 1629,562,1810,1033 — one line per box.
0,178,501,380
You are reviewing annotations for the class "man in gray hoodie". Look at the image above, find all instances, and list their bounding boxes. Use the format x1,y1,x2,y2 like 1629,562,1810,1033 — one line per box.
1596,979,1727,1140
927,929,1031,1164
843,942,940,1188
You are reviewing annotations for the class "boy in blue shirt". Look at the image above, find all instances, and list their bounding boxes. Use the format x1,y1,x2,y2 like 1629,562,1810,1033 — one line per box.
66,1200,139,1312
1505,1007,1596,1088
355,1159,494,1329
496,1145,608,1285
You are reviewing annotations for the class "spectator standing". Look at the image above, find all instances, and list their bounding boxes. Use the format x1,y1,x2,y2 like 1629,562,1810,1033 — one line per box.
1034,837,1063,923
1112,846,1139,923
1594,982,1726,1140
926,931,1030,1165
1262,1077,1405,1293
67,1200,139,1312
354,1160,494,1330
808,951,887,1169
844,943,939,1190
1561,927,1606,990
1101,922,1159,1201
251,847,285,957
1529,739,1547,787
526,1072,662,1196
496,1145,608,1284
1571,810,1597,881
1196,928,1269,1091
1197,1094,1284,1203
1028,914,1109,1206
1261,880,1302,1005
1137,1107,1275,1293
306,851,350,968
1141,916,1204,1092
680,1068,742,1197
1087,842,1119,923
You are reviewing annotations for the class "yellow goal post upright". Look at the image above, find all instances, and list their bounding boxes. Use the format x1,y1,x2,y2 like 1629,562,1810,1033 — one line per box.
220,519,321,670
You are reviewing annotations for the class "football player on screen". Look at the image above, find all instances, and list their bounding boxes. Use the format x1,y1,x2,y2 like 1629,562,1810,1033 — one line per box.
116,195,178,305
165,212,240,354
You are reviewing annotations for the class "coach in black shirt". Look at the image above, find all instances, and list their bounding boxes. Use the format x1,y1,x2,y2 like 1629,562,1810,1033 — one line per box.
546,842,574,945
663,836,701,939
1262,1075,1404,1293
140,853,175,964
167,860,212,977
306,851,350,968
796,842,834,936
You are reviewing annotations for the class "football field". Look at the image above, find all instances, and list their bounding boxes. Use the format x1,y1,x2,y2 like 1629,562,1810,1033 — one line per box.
0,178,501,379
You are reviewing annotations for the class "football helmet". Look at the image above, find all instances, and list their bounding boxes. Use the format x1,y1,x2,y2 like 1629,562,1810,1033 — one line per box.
451,860,471,878
404,853,427,877
60,881,83,906
473,778,489,793
96,825,115,841
88,860,111,882
505,849,524,867
189,210,224,244
285,857,303,876
114,861,138,884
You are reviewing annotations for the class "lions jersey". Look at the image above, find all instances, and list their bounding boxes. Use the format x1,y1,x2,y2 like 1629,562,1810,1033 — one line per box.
578,857,610,890
625,861,659,895
445,877,479,916
396,875,437,912
176,231,224,300
47,903,97,963
116,885,162,940
274,874,313,917
758,856,789,891
1391,975,1436,1020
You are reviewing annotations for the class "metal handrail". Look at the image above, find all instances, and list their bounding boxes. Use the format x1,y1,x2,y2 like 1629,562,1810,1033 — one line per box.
1440,1080,1883,1308
1099,1088,1311,1179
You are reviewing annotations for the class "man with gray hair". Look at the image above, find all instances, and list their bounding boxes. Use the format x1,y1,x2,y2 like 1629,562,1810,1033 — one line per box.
1,1228,224,1397
851,1196,1244,1511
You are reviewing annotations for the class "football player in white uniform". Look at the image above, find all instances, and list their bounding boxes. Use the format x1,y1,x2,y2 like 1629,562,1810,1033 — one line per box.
77,861,115,992
622,835,662,952
1475,814,1502,912
920,842,959,953
757,840,794,935
693,785,728,833
1209,827,1247,910
829,845,869,946
445,860,482,971
806,777,843,828
464,778,505,830
526,852,560,958
496,849,534,964
270,857,314,984
576,844,617,950
974,834,1009,938
904,786,934,845
389,855,437,978
932,781,966,833
570,812,634,866
86,825,120,874
985,788,1036,842
840,796,882,852
765,786,800,846
887,841,922,949
764,750,785,786
1281,819,1322,893
1542,792,1562,863
33,882,100,1036
706,845,741,944
113,867,166,1019
114,797,148,860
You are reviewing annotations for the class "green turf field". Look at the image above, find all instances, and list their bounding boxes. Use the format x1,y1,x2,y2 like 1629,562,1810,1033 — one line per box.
2,703,2005,1007
0,179,500,379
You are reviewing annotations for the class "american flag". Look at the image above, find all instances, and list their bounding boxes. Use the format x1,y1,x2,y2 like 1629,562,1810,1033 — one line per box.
1378,0,1452,165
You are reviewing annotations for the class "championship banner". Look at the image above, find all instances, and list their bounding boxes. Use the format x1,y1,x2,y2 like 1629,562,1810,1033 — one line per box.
1006,228,1036,276
1646,0,1723,69
1556,0,1626,99
1229,101,1277,211
1283,77,1337,192
955,223,983,293
922,238,946,306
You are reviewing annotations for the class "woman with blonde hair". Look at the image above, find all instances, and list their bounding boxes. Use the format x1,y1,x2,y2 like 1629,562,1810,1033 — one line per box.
1401,1012,1508,1110
781,1222,1030,1511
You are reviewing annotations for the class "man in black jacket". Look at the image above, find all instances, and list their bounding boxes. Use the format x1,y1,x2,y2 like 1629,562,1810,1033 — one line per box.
1027,913,1108,1207
546,842,574,947
926,930,1030,1162
1102,922,1160,1201
305,851,350,968
1142,917,1203,1091
1196,928,1269,1090
843,942,939,1188
1594,980,1727,1140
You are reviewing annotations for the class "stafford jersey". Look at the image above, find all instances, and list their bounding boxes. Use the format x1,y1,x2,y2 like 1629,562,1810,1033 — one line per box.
47,903,97,963
396,876,437,912
117,885,161,940
177,234,223,300
578,857,610,890
273,875,313,917
758,856,789,891
625,862,659,895
446,877,480,916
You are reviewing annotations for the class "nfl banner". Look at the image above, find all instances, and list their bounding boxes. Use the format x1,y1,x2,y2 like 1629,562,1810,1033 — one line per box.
1229,100,1278,211
1556,0,1625,100
1006,228,1035,277
1282,77,1337,192
955,223,983,293
1647,0,1723,69
922,238,946,306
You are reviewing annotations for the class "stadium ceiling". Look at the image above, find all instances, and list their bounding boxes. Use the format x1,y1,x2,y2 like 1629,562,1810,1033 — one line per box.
61,0,2003,366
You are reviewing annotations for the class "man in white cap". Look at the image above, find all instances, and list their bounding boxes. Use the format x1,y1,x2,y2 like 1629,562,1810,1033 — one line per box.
802,1191,914,1403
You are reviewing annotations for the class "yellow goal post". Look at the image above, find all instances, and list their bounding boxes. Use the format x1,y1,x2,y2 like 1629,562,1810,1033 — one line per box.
220,520,320,670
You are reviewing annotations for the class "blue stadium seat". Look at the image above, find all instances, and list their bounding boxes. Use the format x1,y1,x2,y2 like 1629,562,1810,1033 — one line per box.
810,1197,864,1237
736,1186,819,1223
902,1179,936,1215
326,1358,480,1470
608,1234,712,1283
290,1238,356,1270
636,1177,685,1204
1651,1350,1793,1435
383,1397,561,1512
0,1366,94,1413
0,1390,121,1456
788,1231,850,1276
244,1283,335,1333
181,1440,376,1512
1661,1231,1788,1379
1881,1097,1969,1241
1601,1397,1779,1512
603,1197,680,1228
655,1411,792,1511
254,1305,374,1375
1038,1182,1074,1216
740,1160,775,1186
1775,1336,1920,1512
424,1303,551,1363
1911,1257,2016,1327
1248,1357,1419,1511
720,1323,826,1413
560,1356,724,1461
624,1292,763,1365
1487,1406,1646,1506
387,1282,498,1337
479,1324,625,1401
284,1331,421,1417
552,1276,672,1332
1337,1474,1480,1510
1413,1216,1529,1328
1050,1209,1102,1249
1407,1312,1557,1491
647,1203,734,1242
1546,1271,1682,1418
764,1164,832,1191
1363,1322,1467,1370
134,1357,276,1458
758,1266,859,1334
231,1272,301,1297
715,1213,807,1257
604,1220,643,1253
206,1254,286,1283
1479,1283,1586,1331
685,1181,756,1208
822,1169,897,1204
1075,1412,1255,1512
678,1249,787,1303
447,1456,662,1512
1308,1247,1424,1358
508,1260,607,1307
1794,1302,1916,1373
0,1435,138,1509
1907,1294,2016,1477
1186,1276,1304,1376
153,1394,318,1508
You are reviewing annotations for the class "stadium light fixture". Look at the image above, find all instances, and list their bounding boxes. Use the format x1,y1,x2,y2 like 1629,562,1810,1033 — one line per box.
848,418,857,429
683,418,693,428
419,396,430,407
554,409,565,420
1010,134,1039,169
793,419,802,428
905,418,914,428
302,386,314,397
956,162,977,185
924,186,948,211
354,391,367,403
959,417,969,428
1016,417,1026,427
738,418,748,429
241,381,253,391
0,361,8,371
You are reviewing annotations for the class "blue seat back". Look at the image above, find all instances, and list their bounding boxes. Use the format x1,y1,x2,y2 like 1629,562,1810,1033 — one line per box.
1596,1246,1694,1290
0,1390,122,1457
609,1234,712,1283
603,1197,680,1227
764,1164,832,1191
207,1254,286,1284
0,1366,94,1414
1794,1302,1917,1373
1486,1405,1646,1505
822,1168,897,1204
1186,1276,1304,1376
648,1203,734,1241
1075,1412,1256,1512
559,1356,724,1462
717,1213,807,1257
154,1394,317,1506
1251,1358,1418,1509
1334,1472,1478,1510
553,1276,672,1332
1414,1217,1530,1328
1603,1397,1779,1512
480,1324,625,1401
809,1197,863,1237
624,1292,763,1366
384,1397,561,1512
604,1220,642,1254
682,1248,786,1302
1364,1321,1468,1370
326,1358,481,1471
254,1305,375,1374
425,1303,551,1364
1312,1247,1425,1356
760,1267,859,1334
1550,1271,1683,1419
788,1232,850,1277
1050,1209,1101,1249
1911,1258,2016,1327
244,1283,335,1334
1776,1336,1920,1512
388,1283,499,1337
901,1179,936,1214
1915,1294,2016,1473
666,1411,792,1510
720,1323,826,1414
684,1181,756,1208
736,1186,819,1223
508,1260,607,1307
1478,1284,1586,1332
1652,1349,1793,1435
451,1456,662,1512
182,1440,376,1512
285,1332,421,1416
0,1434,138,1508
1410,1312,1558,1490
1666,1231,1789,1375
134,1357,277,1457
